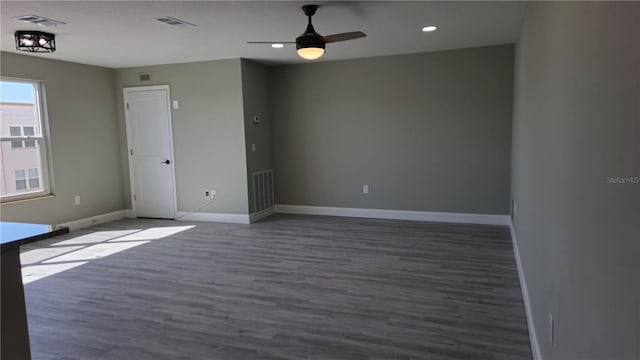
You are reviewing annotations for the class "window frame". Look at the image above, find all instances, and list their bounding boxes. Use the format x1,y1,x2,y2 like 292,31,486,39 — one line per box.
1,77,54,203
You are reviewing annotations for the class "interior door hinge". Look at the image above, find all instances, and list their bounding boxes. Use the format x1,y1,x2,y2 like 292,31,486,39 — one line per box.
130,149,133,156
126,103,129,110
133,194,136,201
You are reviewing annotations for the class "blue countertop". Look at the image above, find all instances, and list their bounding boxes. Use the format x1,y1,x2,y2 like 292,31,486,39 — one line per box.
1,221,69,251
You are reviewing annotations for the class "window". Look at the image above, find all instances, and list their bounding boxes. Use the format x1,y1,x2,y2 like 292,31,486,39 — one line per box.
1,79,51,202
24,127,37,147
12,168,40,192
28,168,40,188
7,126,38,148
15,169,27,190
9,126,23,148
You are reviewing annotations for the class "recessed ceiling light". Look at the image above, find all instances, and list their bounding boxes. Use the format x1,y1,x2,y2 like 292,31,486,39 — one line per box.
271,43,284,49
422,25,438,32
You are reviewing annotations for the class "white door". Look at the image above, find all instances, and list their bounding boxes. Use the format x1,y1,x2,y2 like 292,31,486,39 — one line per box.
124,86,177,219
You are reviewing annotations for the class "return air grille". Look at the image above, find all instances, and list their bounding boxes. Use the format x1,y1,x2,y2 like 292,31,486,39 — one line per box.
13,15,66,27
153,16,196,28
253,169,274,214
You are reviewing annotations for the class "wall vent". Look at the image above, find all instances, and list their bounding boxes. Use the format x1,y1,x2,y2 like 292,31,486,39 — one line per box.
13,15,66,27
253,169,274,213
153,16,196,28
139,72,151,82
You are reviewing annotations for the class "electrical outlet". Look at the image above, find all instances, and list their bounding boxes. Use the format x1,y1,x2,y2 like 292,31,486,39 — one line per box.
211,190,216,199
363,185,369,194
74,195,81,205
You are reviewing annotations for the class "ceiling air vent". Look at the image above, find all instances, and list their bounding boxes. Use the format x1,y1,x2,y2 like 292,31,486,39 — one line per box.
153,16,195,28
13,15,66,27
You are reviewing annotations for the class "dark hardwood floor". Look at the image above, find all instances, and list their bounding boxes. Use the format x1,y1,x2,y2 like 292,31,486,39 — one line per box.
20,214,532,360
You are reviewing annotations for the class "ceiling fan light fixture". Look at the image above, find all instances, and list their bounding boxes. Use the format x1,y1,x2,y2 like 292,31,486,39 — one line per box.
15,30,56,53
247,4,365,61
297,47,325,60
296,32,326,60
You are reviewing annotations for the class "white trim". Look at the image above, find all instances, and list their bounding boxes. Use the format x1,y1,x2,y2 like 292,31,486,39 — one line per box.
249,206,276,223
274,205,510,225
176,211,250,224
57,209,135,231
510,221,542,360
123,85,178,219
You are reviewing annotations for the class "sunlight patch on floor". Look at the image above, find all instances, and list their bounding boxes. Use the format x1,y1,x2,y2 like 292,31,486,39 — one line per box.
109,226,195,242
21,245,85,265
43,240,150,263
21,225,195,284
51,230,142,246
23,261,88,285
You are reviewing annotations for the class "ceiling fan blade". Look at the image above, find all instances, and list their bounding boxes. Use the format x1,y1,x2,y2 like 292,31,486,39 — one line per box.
246,41,296,44
322,31,366,43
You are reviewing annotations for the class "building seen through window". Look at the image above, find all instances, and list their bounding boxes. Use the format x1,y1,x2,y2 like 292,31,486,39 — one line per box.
1,79,49,201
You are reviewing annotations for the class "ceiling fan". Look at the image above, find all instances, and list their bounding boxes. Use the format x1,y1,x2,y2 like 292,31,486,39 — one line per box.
247,4,366,60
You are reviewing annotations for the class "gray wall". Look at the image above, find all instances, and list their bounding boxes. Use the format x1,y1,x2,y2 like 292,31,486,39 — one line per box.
1,52,124,224
115,59,249,215
270,45,514,214
511,2,640,359
241,59,273,214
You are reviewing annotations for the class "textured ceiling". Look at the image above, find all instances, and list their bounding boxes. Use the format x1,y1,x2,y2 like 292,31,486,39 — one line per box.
0,1,527,68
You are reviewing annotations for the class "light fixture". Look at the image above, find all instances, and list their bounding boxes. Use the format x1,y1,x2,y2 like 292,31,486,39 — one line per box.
271,43,284,49
296,31,325,60
15,31,56,53
295,5,326,60
297,46,325,60
422,25,438,32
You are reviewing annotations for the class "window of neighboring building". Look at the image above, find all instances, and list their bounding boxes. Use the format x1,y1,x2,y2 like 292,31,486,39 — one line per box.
15,169,27,190
28,168,40,188
9,126,23,148
12,168,41,192
24,127,37,147
1,79,52,202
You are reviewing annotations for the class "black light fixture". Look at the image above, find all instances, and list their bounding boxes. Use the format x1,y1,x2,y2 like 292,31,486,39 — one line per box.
15,31,56,53
296,5,325,60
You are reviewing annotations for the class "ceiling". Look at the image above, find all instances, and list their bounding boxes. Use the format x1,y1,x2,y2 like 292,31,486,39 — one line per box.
1,1,527,69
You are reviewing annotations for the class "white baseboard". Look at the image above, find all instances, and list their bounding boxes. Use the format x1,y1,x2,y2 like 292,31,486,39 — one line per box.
249,207,276,223
510,221,542,360
57,209,134,231
275,204,510,226
176,211,250,224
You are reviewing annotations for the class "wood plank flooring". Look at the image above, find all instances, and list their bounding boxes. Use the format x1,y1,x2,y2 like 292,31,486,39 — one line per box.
20,214,532,360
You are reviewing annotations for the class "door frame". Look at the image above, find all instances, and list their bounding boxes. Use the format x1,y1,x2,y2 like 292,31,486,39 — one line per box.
123,85,178,219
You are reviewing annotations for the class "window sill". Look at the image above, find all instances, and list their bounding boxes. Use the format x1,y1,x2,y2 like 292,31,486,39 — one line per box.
1,194,54,206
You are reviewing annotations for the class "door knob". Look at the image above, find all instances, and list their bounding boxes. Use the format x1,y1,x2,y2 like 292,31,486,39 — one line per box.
162,160,171,164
